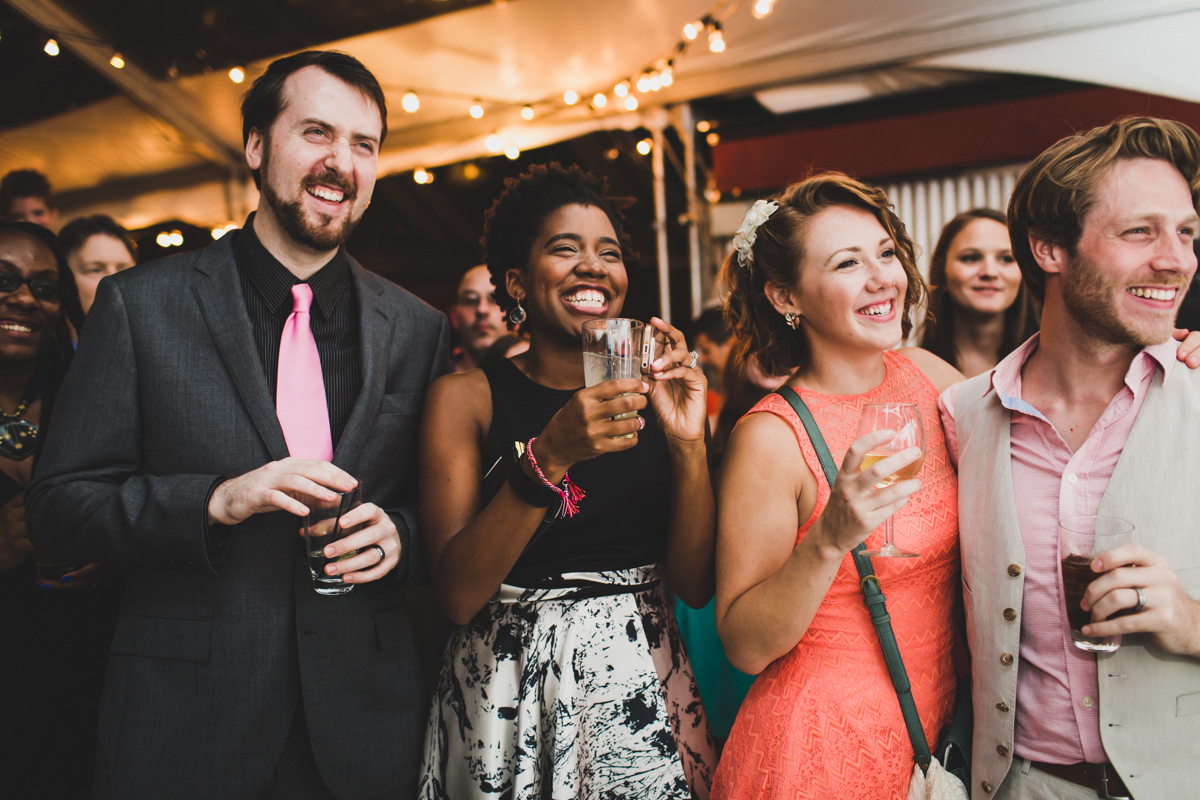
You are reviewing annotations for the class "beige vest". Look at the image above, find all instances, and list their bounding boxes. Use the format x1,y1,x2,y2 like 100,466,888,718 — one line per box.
955,364,1200,800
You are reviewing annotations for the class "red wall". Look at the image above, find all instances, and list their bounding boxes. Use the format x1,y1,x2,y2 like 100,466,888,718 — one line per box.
712,87,1200,192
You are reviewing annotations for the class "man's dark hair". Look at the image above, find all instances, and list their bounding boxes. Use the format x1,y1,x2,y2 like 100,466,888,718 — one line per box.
58,214,138,263
691,306,730,345
240,50,388,189
0,170,56,217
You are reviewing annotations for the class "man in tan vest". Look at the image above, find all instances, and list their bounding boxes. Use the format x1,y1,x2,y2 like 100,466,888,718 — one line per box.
941,117,1200,800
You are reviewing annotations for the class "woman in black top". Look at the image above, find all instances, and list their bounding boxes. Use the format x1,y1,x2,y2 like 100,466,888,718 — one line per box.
418,164,716,799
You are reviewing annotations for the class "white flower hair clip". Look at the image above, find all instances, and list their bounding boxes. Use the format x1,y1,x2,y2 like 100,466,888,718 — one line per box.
732,199,780,270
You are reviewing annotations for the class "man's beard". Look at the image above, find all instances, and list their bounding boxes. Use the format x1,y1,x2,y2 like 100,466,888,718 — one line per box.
260,153,361,251
1061,251,1186,346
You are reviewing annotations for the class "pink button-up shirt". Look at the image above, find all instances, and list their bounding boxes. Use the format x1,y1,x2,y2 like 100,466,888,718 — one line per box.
940,333,1179,765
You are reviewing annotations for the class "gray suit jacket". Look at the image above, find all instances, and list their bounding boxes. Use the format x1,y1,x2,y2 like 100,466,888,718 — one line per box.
27,234,449,800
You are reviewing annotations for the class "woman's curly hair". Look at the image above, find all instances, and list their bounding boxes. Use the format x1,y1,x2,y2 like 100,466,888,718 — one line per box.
722,172,927,377
482,163,636,319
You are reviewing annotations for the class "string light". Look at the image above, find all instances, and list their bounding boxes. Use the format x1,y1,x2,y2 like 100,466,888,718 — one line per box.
44,39,59,56
413,167,432,184
504,145,520,160
660,66,674,87
593,93,607,108
708,24,725,53
228,67,245,84
156,232,171,247
563,90,578,105
624,96,638,111
752,0,776,18
110,53,125,69
485,133,503,152
470,102,484,118
211,223,237,240
463,162,481,180
614,81,629,98
706,132,720,146
683,20,703,40
521,105,535,120
696,120,711,132
648,72,662,91
636,74,651,93
637,138,652,155
402,91,420,113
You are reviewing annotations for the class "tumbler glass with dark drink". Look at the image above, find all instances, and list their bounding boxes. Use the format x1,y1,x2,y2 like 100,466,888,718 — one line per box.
1059,515,1135,652
303,483,363,595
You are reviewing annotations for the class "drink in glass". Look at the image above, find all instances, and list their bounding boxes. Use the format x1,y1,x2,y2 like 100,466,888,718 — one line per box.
856,403,925,558
1059,515,1135,651
303,482,363,595
582,318,646,438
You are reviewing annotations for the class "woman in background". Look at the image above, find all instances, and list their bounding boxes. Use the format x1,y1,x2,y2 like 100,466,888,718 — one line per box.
919,208,1038,378
58,214,137,326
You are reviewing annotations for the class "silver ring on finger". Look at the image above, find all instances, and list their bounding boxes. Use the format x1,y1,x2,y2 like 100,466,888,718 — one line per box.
369,544,386,564
687,350,700,369
638,415,646,431
1133,586,1146,613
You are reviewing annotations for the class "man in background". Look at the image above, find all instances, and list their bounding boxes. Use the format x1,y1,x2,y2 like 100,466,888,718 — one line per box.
450,264,504,372
0,170,58,229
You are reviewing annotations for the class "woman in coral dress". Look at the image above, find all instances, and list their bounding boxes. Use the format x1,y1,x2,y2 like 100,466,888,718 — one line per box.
711,174,964,799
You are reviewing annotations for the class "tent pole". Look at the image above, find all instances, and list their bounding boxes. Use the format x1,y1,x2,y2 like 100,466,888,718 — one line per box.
651,118,671,324
679,103,702,319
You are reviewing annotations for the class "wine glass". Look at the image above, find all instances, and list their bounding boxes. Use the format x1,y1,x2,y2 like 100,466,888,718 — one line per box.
856,403,925,558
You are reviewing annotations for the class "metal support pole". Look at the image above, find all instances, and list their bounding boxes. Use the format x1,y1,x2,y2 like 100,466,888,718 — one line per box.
679,103,702,319
651,118,671,324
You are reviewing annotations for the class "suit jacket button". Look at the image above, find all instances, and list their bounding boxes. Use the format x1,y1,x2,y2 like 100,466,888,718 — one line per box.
997,745,1009,757
1000,652,1014,666
1003,607,1017,620
1008,564,1022,577
996,701,1010,712
982,781,994,793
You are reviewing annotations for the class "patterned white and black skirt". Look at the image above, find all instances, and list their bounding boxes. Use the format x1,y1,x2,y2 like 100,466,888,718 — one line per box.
418,565,714,800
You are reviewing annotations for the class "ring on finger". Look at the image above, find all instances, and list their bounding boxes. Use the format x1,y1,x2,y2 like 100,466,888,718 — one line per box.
687,350,700,369
638,416,646,431
1133,586,1146,613
369,544,386,564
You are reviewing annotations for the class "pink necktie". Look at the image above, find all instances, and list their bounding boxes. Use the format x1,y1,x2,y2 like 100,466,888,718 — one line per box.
276,284,334,461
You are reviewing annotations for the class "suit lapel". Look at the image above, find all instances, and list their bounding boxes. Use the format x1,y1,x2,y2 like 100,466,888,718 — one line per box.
333,259,392,473
192,243,290,462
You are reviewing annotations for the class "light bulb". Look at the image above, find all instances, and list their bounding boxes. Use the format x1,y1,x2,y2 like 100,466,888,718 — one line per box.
614,82,628,98
706,132,720,146
402,91,420,113
660,68,674,87
521,105,534,121
564,90,578,105
156,232,171,248
683,20,701,40
649,73,662,91
211,228,226,240
44,39,59,56
485,133,502,152
169,231,183,247
636,75,650,93
636,139,652,155
593,93,607,108
624,96,638,111
110,53,125,69
504,145,520,160
752,0,775,19
463,163,480,180
228,67,245,84
708,28,725,53
413,168,429,184
469,102,484,118
696,120,711,133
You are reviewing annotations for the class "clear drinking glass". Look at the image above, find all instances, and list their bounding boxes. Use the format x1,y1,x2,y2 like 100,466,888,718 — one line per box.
856,403,925,558
1059,515,1135,652
302,482,363,595
582,318,647,439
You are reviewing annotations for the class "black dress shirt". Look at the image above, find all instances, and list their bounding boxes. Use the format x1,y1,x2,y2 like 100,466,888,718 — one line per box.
233,216,362,446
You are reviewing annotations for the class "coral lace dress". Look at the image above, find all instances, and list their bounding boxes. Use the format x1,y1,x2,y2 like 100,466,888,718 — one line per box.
712,351,960,800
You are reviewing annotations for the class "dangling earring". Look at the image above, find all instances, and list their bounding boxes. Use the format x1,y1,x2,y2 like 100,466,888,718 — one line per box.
784,311,799,330
509,299,527,325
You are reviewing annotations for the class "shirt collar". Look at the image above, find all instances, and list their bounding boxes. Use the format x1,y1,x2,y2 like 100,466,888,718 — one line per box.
233,212,349,318
986,331,1179,419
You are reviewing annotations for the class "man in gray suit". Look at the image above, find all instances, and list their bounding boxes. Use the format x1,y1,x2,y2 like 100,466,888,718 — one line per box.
27,51,448,799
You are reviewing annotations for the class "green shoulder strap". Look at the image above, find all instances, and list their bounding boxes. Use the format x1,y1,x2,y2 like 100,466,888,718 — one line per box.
775,387,932,769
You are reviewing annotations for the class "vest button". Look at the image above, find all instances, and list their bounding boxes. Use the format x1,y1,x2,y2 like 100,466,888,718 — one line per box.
1000,652,1014,666
1003,608,1017,621
997,745,1009,757
1008,564,1022,577
982,781,994,793
996,701,1009,712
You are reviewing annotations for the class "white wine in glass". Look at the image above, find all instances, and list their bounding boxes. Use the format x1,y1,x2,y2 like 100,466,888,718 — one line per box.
856,403,925,558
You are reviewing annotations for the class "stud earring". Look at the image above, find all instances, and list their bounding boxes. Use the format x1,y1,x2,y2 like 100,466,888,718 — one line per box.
508,299,527,325
784,311,799,330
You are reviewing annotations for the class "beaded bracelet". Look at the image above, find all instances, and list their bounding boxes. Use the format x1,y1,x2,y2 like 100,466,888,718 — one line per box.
525,437,585,518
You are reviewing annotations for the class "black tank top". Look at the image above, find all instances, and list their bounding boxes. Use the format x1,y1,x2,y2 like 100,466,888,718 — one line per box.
480,358,671,585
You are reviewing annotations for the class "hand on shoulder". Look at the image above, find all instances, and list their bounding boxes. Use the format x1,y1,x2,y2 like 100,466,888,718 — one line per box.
898,347,966,393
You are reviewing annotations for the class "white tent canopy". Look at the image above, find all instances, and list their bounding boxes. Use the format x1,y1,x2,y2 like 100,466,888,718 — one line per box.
3,0,1199,229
